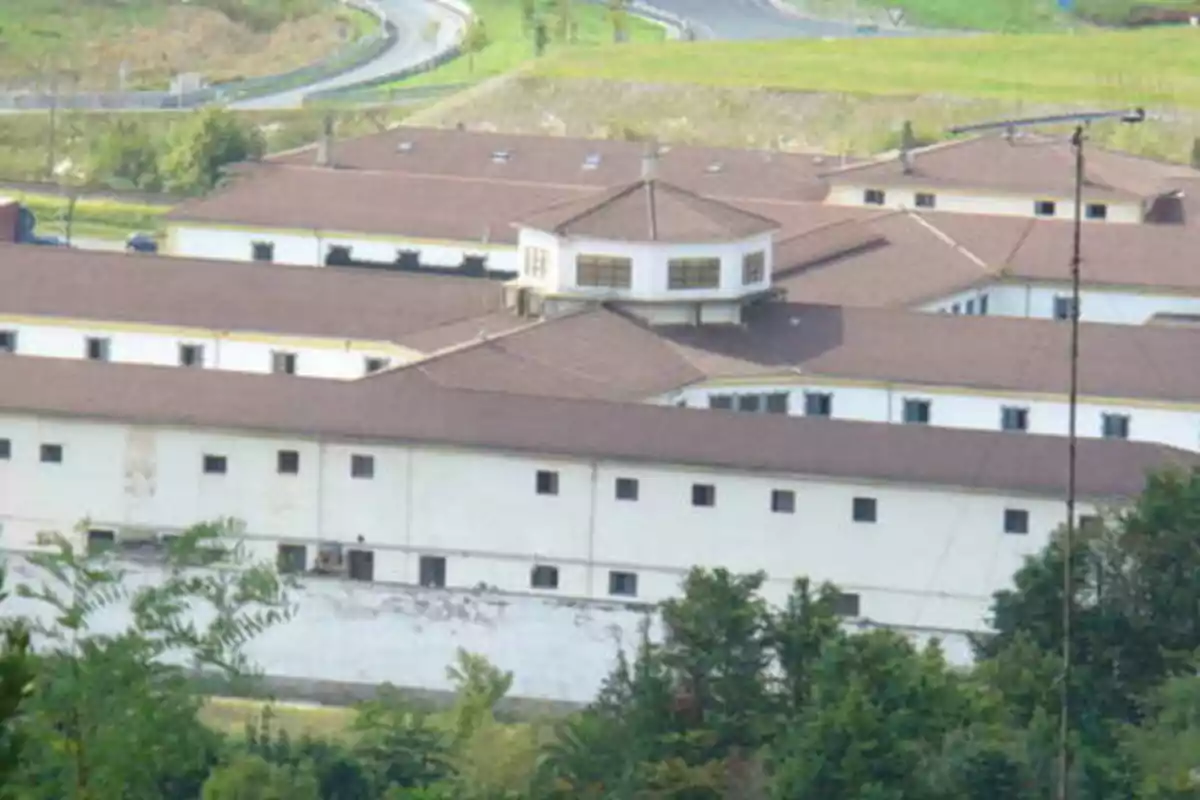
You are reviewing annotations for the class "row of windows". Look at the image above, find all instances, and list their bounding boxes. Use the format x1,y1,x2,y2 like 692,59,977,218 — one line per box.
706,392,1134,438
942,295,990,316
861,188,1109,220
252,241,489,273
0,331,390,376
551,251,769,291
200,450,377,478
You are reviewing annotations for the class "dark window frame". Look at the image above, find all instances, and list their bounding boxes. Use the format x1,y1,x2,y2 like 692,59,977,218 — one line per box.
39,443,63,464
277,543,307,574
667,257,721,290
1086,203,1108,220
852,496,877,523
1034,200,1057,217
576,254,633,288
351,454,375,479
0,438,9,460
741,250,766,284
914,192,936,209
531,564,559,589
536,469,559,496
902,398,931,425
419,555,447,588
347,549,375,582
608,570,638,597
202,454,228,475
1101,412,1130,440
251,241,275,262
771,489,795,514
863,188,886,205
271,350,298,375
615,477,639,501
1004,508,1030,535
277,449,300,475
0,330,16,353
85,336,111,362
804,392,832,418
691,483,716,508
178,343,204,368
1000,405,1029,432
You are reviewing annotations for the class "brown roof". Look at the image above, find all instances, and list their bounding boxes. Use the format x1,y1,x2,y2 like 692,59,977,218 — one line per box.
517,179,780,242
270,125,835,204
0,243,507,345
825,134,1195,201
0,353,1190,499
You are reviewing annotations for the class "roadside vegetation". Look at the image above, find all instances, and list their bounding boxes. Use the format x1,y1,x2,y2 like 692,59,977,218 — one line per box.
0,0,377,90
799,0,1198,31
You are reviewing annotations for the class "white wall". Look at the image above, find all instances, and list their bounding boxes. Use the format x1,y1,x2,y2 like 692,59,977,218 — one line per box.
0,316,414,380
826,184,1143,224
168,225,519,273
0,412,1095,643
666,381,1200,452
920,281,1200,325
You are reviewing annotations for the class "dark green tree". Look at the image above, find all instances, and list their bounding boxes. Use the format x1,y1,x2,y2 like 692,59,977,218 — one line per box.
202,753,321,800
0,569,35,788
159,107,266,194
87,118,161,191
1121,676,1200,799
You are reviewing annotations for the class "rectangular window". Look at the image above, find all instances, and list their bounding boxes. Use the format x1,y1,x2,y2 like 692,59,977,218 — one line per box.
419,555,446,588
531,565,559,590
608,571,638,597
667,257,721,290
914,192,936,209
0,330,16,353
39,443,63,464
277,449,300,475
536,469,559,496
347,549,375,582
709,394,733,411
270,351,297,375
325,245,353,266
1053,296,1077,321
965,299,976,315
85,337,110,362
765,393,789,414
0,438,9,460
804,392,832,418
1080,514,1102,533
615,477,639,501
1004,508,1030,535
351,454,375,479
863,189,886,205
741,251,766,284
1000,406,1029,432
902,398,931,425
202,454,227,475
576,254,632,288
1086,203,1108,221
1034,200,1057,217
86,529,116,556
364,357,390,374
1101,413,1130,440
251,241,275,262
736,394,761,414
178,343,204,368
852,496,877,523
691,483,716,508
979,295,989,315
524,247,549,279
951,303,961,315
833,592,861,617
771,489,795,514
276,544,307,574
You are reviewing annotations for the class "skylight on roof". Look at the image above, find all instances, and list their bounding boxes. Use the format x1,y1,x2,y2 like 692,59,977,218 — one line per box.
706,162,724,174
491,150,512,163
582,153,602,170
397,141,414,152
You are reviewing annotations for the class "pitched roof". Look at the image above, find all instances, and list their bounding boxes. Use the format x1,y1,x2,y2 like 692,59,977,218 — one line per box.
0,243,507,345
825,134,1196,201
0,353,1190,500
516,178,780,242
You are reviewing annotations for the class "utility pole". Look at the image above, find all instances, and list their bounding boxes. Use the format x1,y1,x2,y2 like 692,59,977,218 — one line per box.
947,107,1146,800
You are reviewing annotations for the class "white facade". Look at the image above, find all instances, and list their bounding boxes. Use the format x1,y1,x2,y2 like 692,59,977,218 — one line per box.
663,380,1200,452
921,281,1200,326
826,184,1144,224
0,315,416,380
167,224,519,273
0,412,1097,647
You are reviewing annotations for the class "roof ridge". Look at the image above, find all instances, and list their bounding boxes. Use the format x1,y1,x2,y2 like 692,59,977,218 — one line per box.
820,136,981,177
657,180,787,231
903,211,994,274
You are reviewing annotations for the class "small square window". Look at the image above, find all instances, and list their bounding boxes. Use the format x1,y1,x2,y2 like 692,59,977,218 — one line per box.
804,392,832,418
1086,203,1107,220
965,299,976,315
0,330,16,353
1001,406,1029,432
531,565,559,589
1079,514,1102,533
951,303,961,315
1035,200,1057,217
351,454,375,479
765,393,789,414
914,192,936,209
419,555,446,588
277,544,307,574
348,549,374,582
271,351,297,375
325,245,353,266
0,438,9,460
709,394,733,411
1004,508,1030,535
86,529,115,556
277,449,300,475
852,496,877,523
179,344,204,368
1101,413,1130,440
864,189,886,205
1053,296,1077,321
364,357,390,374
979,295,990,315
736,394,761,413
608,571,638,597
902,399,931,425
771,489,795,514
536,470,559,496
251,241,275,262
615,477,639,501
85,337,110,362
691,483,716,508
202,454,227,475
833,592,861,617
39,444,63,464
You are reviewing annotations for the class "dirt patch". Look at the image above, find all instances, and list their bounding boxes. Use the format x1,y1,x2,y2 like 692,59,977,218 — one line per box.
408,76,1200,163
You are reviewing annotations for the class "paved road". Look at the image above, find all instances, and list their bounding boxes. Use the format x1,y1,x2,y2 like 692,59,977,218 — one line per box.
638,0,931,40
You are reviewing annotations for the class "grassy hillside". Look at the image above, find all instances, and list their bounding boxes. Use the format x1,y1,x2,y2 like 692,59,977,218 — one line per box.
801,0,1199,31
531,29,1200,108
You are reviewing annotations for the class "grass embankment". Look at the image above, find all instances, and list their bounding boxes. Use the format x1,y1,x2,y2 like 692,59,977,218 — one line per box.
201,697,360,741
385,0,665,89
0,0,379,90
800,0,1199,31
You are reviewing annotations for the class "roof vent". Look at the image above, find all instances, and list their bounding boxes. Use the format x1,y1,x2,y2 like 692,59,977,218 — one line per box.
706,161,724,174
396,141,414,153
582,153,602,170
812,155,825,165
491,150,511,163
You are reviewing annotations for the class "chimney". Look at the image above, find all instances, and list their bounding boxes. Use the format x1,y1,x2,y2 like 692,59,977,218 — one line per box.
899,120,915,175
641,139,659,181
316,114,335,168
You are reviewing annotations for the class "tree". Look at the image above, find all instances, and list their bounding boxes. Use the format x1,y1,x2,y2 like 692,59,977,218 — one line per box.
608,0,629,42
202,753,320,800
461,20,490,75
87,118,161,191
1122,676,1200,799
0,569,35,787
159,107,266,194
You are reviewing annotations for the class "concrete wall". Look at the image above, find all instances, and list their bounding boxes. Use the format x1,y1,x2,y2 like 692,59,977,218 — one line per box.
826,184,1143,224
921,281,1200,325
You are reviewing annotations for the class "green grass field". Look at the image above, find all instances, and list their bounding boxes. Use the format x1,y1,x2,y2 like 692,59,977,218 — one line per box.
801,0,1199,31
531,28,1200,109
386,0,665,89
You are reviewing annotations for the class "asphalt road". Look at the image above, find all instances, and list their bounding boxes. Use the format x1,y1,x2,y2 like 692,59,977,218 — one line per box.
645,0,930,40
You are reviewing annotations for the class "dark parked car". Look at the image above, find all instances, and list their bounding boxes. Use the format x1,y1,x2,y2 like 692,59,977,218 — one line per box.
125,232,159,253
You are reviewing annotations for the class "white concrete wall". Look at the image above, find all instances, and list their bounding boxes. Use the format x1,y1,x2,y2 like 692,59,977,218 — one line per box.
666,381,1200,452
919,282,1200,325
167,225,519,273
0,412,1094,643
826,184,1143,223
0,316,414,380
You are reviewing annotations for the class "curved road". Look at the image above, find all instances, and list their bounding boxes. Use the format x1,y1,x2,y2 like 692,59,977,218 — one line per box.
642,0,933,40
